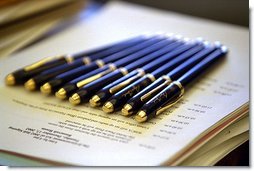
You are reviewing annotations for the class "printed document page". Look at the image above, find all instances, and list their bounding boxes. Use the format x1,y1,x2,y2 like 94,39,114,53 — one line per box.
0,1,249,166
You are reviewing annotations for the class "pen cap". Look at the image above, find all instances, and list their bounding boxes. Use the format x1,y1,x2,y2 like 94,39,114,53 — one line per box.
140,81,183,120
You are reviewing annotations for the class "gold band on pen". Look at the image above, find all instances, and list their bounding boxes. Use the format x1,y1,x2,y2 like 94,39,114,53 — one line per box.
109,69,145,94
135,110,148,123
146,73,156,82
161,75,172,82
95,60,105,68
82,56,91,64
119,67,128,75
65,54,74,63
24,55,65,72
76,64,117,88
155,81,184,115
5,74,15,86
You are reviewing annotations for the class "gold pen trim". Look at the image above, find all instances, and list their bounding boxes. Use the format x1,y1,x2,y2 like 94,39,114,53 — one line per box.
76,64,117,88
82,56,91,64
135,110,148,123
24,79,36,91
109,69,145,94
95,60,105,68
55,88,67,100
24,55,65,71
121,104,133,116
40,82,52,95
5,74,15,86
140,76,172,102
155,81,184,115
102,101,114,113
89,95,101,107
146,74,156,82
65,54,74,63
69,93,81,105
119,67,128,75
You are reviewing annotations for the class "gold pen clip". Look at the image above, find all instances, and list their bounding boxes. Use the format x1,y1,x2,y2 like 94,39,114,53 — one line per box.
155,81,184,115
109,69,145,94
141,78,172,102
76,64,116,88
24,55,66,71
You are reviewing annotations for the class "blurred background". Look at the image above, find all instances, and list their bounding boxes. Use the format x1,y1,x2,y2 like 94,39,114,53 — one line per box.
0,0,248,58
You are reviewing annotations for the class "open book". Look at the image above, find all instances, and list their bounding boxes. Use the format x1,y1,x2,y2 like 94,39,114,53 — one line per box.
0,1,249,166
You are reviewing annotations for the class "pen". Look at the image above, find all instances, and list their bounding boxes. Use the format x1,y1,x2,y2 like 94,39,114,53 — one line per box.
5,35,146,86
42,36,171,95
69,38,199,105
89,40,192,106
25,35,161,91
67,37,185,104
58,38,183,100
122,42,220,115
135,45,228,122
101,41,206,113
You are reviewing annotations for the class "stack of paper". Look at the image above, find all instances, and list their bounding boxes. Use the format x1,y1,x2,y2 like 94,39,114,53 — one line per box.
0,0,87,58
0,1,249,166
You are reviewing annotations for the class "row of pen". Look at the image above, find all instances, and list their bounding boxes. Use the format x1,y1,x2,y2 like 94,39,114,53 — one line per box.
5,33,228,122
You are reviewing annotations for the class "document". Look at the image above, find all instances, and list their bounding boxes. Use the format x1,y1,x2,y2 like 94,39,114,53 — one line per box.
0,1,249,166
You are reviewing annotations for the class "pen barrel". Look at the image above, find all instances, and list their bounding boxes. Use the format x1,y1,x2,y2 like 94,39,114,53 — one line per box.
107,75,154,110
77,69,127,102
102,37,164,63
94,70,139,104
140,82,182,120
73,35,148,60
141,42,197,73
113,39,173,67
53,64,114,93
127,76,170,114
34,62,98,88
11,58,68,84
40,59,85,76
56,62,99,80
179,47,227,86
125,41,184,72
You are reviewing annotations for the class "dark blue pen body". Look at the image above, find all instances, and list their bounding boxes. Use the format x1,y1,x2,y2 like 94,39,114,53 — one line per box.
104,44,205,111
138,46,228,121
140,83,182,120
125,77,167,114
178,47,227,86
11,35,147,84
59,65,114,96
75,69,127,102
40,36,165,90
88,40,184,104
48,37,171,92
124,44,217,114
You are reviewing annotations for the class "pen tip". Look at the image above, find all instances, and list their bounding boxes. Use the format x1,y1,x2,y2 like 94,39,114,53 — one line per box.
121,104,133,116
40,83,52,95
102,101,114,113
135,110,148,123
24,79,36,91
89,95,101,107
69,93,81,105
55,88,67,100
5,74,15,86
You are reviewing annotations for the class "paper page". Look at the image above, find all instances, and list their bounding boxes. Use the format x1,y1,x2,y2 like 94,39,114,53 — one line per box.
179,115,249,165
180,131,249,166
0,1,249,166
